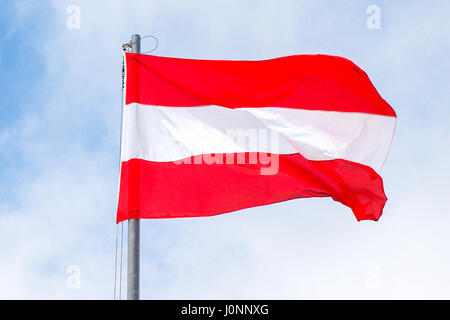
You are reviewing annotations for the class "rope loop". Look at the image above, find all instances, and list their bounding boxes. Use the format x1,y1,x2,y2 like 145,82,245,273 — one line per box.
122,35,159,54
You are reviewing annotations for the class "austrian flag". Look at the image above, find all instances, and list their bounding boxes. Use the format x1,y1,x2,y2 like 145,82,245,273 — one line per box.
117,53,396,223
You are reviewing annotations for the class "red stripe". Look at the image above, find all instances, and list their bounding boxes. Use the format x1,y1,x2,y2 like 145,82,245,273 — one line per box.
125,53,396,117
117,153,387,223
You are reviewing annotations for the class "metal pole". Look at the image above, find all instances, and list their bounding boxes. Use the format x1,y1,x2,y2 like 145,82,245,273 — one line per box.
127,34,141,300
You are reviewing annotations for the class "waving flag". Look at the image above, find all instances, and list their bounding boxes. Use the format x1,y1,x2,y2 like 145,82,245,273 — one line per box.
117,53,396,223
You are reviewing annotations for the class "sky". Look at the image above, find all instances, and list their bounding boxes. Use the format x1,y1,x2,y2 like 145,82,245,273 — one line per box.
0,0,449,299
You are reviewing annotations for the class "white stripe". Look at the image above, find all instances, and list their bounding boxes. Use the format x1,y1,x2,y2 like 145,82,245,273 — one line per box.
121,103,396,172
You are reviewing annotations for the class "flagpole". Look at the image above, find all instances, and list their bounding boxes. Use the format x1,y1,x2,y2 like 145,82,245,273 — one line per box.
127,34,141,300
